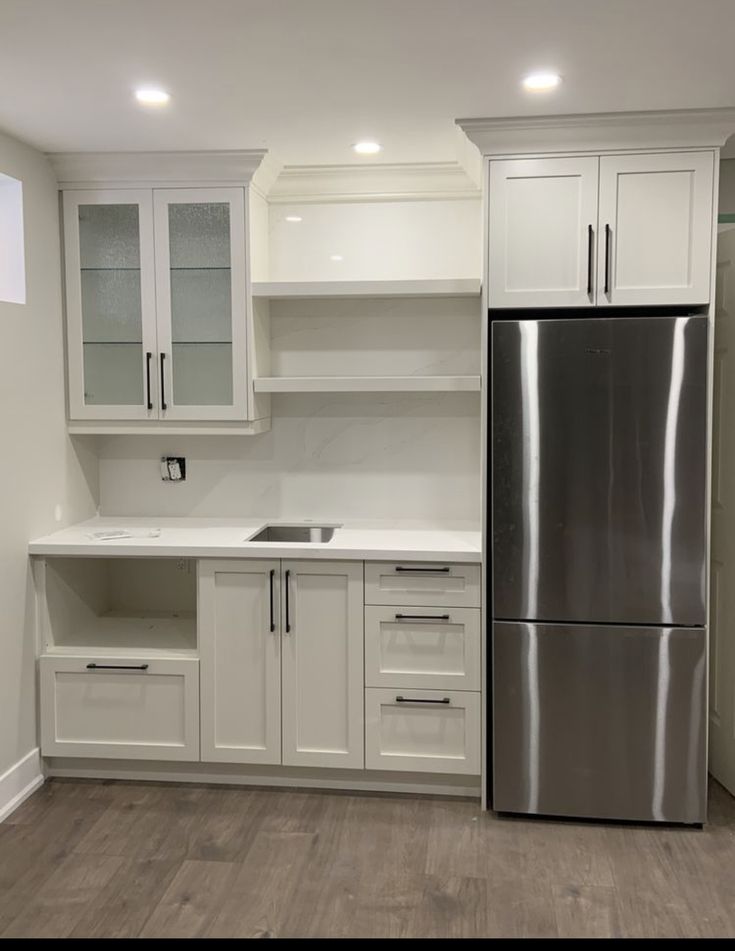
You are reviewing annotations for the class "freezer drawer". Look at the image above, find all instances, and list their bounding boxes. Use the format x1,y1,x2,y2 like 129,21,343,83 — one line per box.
493,622,706,823
492,315,707,626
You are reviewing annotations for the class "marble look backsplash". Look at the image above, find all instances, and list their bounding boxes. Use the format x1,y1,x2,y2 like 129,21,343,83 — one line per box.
98,392,481,522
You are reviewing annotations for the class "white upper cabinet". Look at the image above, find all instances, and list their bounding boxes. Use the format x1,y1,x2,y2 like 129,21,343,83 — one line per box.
597,151,714,306
63,186,251,423
199,560,281,765
64,190,159,419
153,189,248,420
488,151,715,308
488,157,599,308
281,560,364,769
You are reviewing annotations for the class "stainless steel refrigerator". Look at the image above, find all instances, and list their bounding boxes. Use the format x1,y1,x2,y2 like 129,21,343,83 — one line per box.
491,314,708,823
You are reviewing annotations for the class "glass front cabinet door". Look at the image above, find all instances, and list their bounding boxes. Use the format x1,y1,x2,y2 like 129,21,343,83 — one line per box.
153,188,247,420
63,187,248,422
63,190,158,419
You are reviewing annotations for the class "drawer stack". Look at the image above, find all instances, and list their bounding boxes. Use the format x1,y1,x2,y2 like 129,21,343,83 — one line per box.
363,562,482,775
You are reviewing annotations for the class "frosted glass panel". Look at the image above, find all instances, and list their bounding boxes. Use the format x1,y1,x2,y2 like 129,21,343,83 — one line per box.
83,344,144,405
79,204,140,269
170,269,231,342
168,203,230,268
81,270,142,342
172,343,232,405
78,203,144,407
168,202,233,406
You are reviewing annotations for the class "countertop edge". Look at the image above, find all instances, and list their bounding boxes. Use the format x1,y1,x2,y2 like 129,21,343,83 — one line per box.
28,542,482,562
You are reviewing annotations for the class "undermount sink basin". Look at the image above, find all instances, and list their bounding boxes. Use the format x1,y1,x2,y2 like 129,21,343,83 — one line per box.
247,524,338,544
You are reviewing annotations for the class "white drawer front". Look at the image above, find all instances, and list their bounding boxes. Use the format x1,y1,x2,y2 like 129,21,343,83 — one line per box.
40,655,199,761
365,606,481,690
365,687,480,775
364,562,481,608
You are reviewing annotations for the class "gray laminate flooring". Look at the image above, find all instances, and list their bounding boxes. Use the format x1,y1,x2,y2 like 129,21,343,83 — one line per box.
0,778,733,938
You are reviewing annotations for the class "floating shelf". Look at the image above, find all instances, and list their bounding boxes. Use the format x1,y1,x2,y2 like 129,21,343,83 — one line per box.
251,279,481,300
253,375,481,393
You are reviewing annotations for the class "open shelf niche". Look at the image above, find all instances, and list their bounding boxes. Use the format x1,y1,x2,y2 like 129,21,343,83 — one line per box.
38,557,197,657
251,291,482,395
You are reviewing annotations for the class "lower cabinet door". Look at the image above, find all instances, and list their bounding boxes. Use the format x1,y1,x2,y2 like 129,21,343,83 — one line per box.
40,655,199,761
199,560,281,764
365,688,481,775
282,560,364,768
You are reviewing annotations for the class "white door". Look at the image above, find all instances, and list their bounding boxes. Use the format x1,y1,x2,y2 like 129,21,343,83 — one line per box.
199,560,281,764
597,151,714,306
488,157,599,308
281,560,364,768
153,188,248,420
710,225,735,795
63,190,158,420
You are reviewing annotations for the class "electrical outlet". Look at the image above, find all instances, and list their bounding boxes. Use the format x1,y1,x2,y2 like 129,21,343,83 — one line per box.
161,457,186,481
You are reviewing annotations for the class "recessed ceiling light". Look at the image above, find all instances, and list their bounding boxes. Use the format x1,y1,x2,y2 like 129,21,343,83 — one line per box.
522,72,561,91
330,254,344,262
285,215,303,223
135,87,171,105
353,141,382,155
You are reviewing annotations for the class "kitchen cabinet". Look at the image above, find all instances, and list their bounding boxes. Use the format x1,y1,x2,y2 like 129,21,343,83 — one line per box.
365,688,481,775
40,654,200,761
198,559,364,769
199,560,281,764
281,560,364,768
488,157,599,308
63,186,249,422
596,152,714,306
488,151,714,308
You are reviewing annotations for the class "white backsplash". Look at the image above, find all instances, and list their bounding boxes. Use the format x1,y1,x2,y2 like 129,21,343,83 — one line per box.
98,392,481,522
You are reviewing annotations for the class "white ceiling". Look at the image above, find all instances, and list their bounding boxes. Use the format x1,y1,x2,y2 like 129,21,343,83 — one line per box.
1,0,734,166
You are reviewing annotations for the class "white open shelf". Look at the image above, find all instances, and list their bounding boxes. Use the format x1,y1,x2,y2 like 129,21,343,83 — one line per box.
253,375,481,393
39,557,198,657
252,279,481,299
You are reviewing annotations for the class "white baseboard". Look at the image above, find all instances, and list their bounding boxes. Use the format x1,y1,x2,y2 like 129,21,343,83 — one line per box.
45,758,481,799
0,748,44,823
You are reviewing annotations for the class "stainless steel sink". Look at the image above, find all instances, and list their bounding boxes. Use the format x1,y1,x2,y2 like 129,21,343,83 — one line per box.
247,524,337,543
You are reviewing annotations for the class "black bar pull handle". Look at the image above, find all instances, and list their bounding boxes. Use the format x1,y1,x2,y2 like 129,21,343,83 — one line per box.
86,663,149,671
285,569,291,633
145,351,153,410
587,224,594,296
604,223,611,296
395,614,451,621
395,566,451,574
395,696,451,705
269,569,276,633
160,352,167,411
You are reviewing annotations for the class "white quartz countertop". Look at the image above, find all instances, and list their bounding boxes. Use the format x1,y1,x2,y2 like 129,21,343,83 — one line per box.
28,517,482,563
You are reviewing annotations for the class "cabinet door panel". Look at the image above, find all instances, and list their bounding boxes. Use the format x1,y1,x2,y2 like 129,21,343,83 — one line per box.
153,188,248,420
282,560,364,768
40,655,199,760
64,190,158,419
488,157,599,308
597,151,714,306
199,560,281,764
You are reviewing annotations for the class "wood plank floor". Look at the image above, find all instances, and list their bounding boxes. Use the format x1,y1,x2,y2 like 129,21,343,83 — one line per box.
1,778,734,938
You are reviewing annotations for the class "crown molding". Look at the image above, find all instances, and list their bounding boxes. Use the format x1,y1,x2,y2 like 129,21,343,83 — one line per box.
268,161,481,203
456,108,735,156
48,149,269,188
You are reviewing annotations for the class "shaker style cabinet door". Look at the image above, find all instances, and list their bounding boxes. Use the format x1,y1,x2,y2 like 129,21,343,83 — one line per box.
281,560,364,768
488,157,599,308
596,151,714,306
153,188,249,420
199,560,282,764
63,190,158,419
